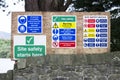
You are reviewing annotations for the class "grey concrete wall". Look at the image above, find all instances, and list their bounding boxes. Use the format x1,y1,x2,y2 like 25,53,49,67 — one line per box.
1,52,120,80
13,52,120,80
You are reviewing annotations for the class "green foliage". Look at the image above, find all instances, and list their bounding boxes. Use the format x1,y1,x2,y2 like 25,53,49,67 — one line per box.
0,39,11,58
111,17,120,51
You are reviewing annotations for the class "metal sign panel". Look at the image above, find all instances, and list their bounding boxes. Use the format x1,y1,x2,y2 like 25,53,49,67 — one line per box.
13,35,46,59
52,15,76,48
83,15,108,48
18,15,42,34
12,12,110,55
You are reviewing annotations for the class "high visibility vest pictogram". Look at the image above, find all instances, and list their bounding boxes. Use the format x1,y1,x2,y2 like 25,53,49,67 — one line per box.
53,23,59,28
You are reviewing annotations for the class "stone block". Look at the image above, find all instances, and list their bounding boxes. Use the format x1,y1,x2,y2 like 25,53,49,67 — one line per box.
13,76,27,80
6,70,13,80
95,76,107,80
108,74,120,80
72,54,87,65
26,56,45,66
17,59,26,69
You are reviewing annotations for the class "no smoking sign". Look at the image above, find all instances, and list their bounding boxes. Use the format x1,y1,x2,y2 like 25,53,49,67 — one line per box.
52,42,59,47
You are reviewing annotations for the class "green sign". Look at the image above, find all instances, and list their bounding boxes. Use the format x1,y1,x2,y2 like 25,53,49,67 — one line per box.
26,36,34,44
15,45,45,58
13,35,46,59
53,16,76,22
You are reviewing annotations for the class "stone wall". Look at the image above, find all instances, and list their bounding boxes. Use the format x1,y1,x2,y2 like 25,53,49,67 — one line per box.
1,52,120,80
0,70,13,80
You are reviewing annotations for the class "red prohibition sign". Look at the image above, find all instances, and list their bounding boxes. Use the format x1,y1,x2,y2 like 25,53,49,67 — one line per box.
53,42,58,47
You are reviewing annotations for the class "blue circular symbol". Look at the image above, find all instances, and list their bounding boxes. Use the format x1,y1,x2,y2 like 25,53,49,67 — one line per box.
96,39,100,42
53,35,58,41
96,29,99,32
96,24,100,27
84,39,88,42
96,34,100,37
53,29,58,34
96,43,100,47
96,19,100,23
18,16,26,24
18,25,26,33
84,43,88,47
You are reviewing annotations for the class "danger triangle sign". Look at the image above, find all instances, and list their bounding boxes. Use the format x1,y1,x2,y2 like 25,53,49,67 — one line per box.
53,23,59,28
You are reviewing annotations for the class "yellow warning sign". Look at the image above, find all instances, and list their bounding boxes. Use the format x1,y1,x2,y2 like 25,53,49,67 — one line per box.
84,34,88,37
84,29,87,32
88,29,96,32
59,22,76,28
53,23,59,28
88,34,95,38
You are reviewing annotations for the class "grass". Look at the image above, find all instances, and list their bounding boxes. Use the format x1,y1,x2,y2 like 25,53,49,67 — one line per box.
0,39,11,58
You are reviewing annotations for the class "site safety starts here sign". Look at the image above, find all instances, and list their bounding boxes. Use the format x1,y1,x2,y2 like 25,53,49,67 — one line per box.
52,15,76,48
83,15,108,48
13,35,46,59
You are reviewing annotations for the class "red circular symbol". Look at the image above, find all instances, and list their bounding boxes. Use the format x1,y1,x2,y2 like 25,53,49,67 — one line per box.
52,42,59,47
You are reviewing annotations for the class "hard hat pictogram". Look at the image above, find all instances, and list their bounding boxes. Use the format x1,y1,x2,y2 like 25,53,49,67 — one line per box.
18,16,26,24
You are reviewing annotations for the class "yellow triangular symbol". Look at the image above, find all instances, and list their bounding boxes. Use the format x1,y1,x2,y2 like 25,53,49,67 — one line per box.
84,34,87,37
53,23,59,28
84,29,87,32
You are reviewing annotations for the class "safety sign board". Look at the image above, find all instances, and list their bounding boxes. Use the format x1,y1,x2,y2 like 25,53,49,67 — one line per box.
83,15,108,48
18,15,42,34
52,15,76,48
13,35,46,58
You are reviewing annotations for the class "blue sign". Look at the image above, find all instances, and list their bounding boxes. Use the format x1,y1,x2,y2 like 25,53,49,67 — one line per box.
53,29,59,34
53,35,58,41
100,38,107,42
27,16,42,33
18,16,26,24
100,24,107,28
96,19,107,23
100,34,107,37
59,29,75,34
88,43,95,47
100,43,107,47
99,19,107,23
100,29,107,32
59,35,75,41
18,15,42,34
88,38,95,42
18,25,26,33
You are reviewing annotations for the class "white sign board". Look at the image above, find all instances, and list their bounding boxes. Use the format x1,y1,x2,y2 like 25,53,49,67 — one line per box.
13,35,46,58
83,15,108,48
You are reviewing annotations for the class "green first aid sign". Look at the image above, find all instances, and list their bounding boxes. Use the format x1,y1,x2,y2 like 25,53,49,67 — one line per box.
13,35,46,59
